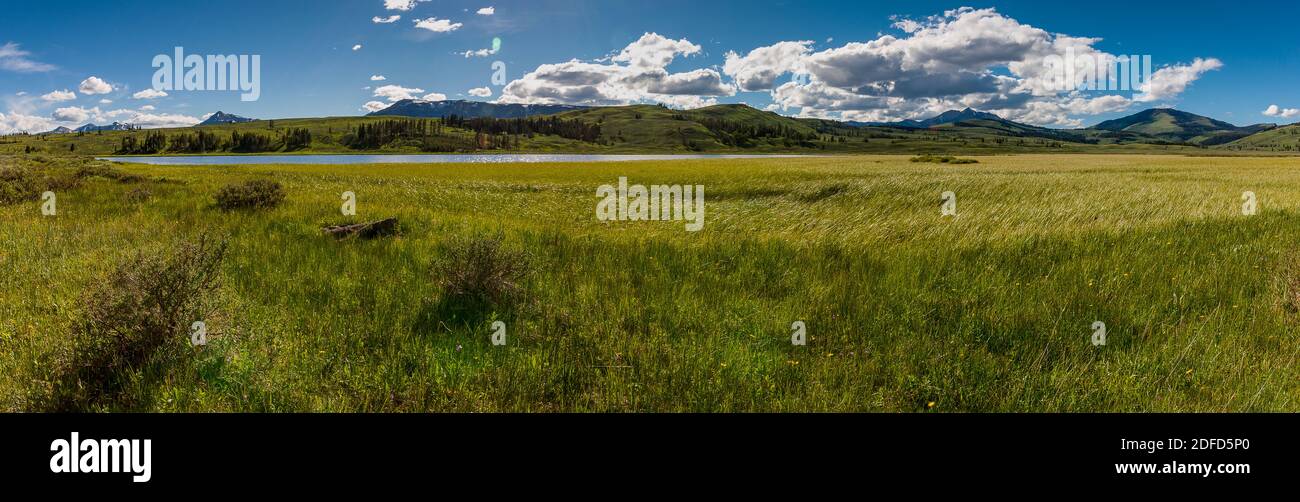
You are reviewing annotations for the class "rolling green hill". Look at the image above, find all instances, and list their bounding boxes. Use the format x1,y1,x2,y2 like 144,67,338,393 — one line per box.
1090,108,1275,145
1219,123,1300,152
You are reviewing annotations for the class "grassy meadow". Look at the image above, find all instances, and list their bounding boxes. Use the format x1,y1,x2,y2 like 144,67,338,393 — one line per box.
2,153,1300,411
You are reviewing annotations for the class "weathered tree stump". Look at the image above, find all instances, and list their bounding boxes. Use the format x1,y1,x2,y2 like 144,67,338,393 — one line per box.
323,218,399,240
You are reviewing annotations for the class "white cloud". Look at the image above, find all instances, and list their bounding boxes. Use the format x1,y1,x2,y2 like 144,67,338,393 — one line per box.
611,32,701,70
477,7,495,15
373,84,425,101
468,87,492,98
132,89,168,99
1264,104,1300,119
498,32,733,108
460,47,498,58
0,111,56,134
421,92,447,101
723,41,813,91
38,105,199,129
140,105,156,111
41,89,76,102
353,44,363,51
373,15,401,23
1133,58,1222,103
384,0,426,11
363,101,389,112
414,17,462,33
743,7,1220,125
99,98,113,104
0,42,55,73
53,106,91,123
125,111,201,128
78,76,113,95
644,68,734,96
371,75,387,81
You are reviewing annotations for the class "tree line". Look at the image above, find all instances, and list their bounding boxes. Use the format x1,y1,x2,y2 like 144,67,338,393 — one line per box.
341,116,600,151
117,129,313,154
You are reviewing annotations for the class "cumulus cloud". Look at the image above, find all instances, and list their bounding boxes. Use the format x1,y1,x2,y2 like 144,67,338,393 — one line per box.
373,84,425,101
371,75,387,81
384,0,426,11
140,105,155,111
363,101,389,112
736,7,1222,125
642,68,734,96
0,42,55,73
41,89,76,102
78,76,113,95
468,87,492,98
498,32,734,108
1264,104,1300,119
99,99,113,104
612,33,701,70
132,89,168,99
0,111,56,134
414,17,462,33
127,111,202,128
1133,58,1222,103
53,106,91,123
477,7,495,16
40,105,200,129
421,92,447,101
723,41,813,91
373,15,401,23
353,44,363,51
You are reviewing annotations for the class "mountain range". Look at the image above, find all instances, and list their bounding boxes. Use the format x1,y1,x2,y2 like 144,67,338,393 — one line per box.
199,111,255,126
852,108,1006,129
75,122,133,133
843,106,1281,146
27,100,1299,154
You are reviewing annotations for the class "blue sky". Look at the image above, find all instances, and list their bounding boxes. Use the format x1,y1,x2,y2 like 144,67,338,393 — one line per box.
2,0,1298,133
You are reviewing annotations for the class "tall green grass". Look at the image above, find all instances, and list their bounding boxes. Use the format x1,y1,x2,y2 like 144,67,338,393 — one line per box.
1,154,1298,411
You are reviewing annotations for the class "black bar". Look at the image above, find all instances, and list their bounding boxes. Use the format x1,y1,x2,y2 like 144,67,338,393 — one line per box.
1,413,1289,492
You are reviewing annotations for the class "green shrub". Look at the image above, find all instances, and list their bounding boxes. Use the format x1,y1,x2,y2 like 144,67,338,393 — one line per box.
42,235,227,411
126,187,152,204
0,165,81,205
215,179,285,210
431,234,531,318
910,154,979,164
0,167,41,205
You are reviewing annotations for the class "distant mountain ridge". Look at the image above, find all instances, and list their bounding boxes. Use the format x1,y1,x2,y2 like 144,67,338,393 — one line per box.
20,102,1297,153
1090,108,1275,145
368,99,588,119
75,122,132,133
854,108,1008,129
200,111,255,126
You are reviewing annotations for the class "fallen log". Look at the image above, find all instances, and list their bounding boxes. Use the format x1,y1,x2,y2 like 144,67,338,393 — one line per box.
323,218,399,240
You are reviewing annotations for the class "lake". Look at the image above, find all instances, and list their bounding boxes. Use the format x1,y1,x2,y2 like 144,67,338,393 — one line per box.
97,154,817,165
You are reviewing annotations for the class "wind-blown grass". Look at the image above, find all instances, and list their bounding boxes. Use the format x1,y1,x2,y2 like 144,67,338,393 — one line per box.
1,153,1298,411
